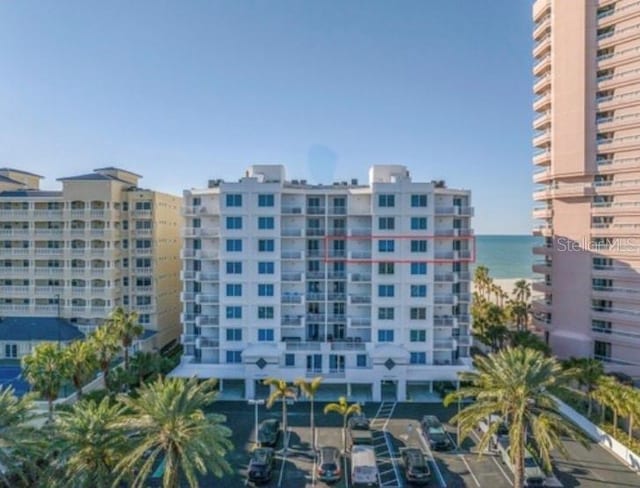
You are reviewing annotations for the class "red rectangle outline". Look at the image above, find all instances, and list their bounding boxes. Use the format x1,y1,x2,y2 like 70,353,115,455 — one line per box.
321,235,476,264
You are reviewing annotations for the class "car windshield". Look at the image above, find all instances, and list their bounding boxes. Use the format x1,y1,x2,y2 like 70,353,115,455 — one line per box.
321,462,338,471
428,426,445,435
524,457,538,468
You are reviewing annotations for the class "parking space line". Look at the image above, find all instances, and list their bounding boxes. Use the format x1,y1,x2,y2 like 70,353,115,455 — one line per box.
470,430,513,486
447,429,480,487
417,426,446,488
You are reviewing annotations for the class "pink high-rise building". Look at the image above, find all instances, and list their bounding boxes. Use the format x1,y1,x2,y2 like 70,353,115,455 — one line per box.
532,0,640,376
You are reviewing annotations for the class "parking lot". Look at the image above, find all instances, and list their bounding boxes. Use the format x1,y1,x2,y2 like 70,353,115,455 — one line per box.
208,400,640,488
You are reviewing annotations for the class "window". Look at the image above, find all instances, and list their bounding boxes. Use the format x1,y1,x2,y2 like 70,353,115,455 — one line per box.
378,262,395,275
411,240,427,253
226,284,242,297
192,197,201,206
136,296,151,305
258,329,274,341
4,344,17,358
258,217,275,229
411,194,428,207
356,354,367,368
258,239,275,252
411,217,427,230
135,201,152,210
226,239,242,252
285,353,295,367
139,314,150,324
378,194,395,207
226,194,242,207
410,352,426,364
378,307,395,320
136,239,151,249
258,284,274,296
258,194,275,207
258,306,274,319
594,340,611,359
226,217,242,230
136,258,151,268
410,330,426,342
410,307,427,320
226,328,242,341
378,240,395,252
411,262,427,275
226,350,242,363
226,306,242,319
378,329,394,342
258,262,275,274
411,285,427,297
378,217,395,230
378,285,395,297
226,261,242,274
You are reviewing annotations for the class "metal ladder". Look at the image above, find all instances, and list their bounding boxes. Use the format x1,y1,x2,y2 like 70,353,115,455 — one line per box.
370,402,403,488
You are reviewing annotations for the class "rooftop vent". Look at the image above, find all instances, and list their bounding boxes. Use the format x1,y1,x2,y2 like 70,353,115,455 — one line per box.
351,178,358,185
300,179,307,185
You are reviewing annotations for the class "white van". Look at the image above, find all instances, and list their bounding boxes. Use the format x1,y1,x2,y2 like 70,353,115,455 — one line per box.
351,445,379,487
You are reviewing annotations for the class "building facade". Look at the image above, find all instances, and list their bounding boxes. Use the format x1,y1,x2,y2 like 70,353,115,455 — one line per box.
532,0,640,375
174,164,473,401
0,167,182,359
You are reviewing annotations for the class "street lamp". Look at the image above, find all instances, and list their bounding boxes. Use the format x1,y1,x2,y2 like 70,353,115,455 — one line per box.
248,399,265,445
55,294,61,348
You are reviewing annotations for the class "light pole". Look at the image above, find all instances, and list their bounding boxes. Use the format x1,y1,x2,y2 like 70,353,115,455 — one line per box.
248,399,265,445
55,294,61,349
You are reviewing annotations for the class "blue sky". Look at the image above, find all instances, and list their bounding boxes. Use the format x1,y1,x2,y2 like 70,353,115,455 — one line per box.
0,0,533,234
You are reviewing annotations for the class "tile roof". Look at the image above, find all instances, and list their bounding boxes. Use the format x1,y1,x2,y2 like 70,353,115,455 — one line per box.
0,317,84,341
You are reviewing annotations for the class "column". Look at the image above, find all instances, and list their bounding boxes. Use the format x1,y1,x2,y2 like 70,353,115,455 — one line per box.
372,380,381,402
245,378,255,400
397,379,407,402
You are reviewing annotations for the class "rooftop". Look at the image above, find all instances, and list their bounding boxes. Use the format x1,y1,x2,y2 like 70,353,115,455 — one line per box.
57,172,132,184
0,317,83,342
0,175,26,185
94,167,143,178
0,168,44,178
0,190,63,198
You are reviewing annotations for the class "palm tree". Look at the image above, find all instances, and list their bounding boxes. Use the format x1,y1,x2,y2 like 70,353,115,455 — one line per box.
107,307,144,371
54,396,128,487
130,351,162,385
594,375,626,429
473,265,491,299
294,376,323,449
89,324,121,389
114,377,232,488
0,386,38,486
512,279,531,304
444,347,588,488
562,357,604,417
64,339,98,399
323,396,362,451
22,342,70,422
509,330,550,355
619,385,640,441
263,377,297,445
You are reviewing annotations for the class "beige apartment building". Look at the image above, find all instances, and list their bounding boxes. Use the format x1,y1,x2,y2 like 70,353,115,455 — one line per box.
0,167,182,359
532,0,640,376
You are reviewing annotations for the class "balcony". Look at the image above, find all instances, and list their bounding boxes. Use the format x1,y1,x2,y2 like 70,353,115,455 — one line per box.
434,294,456,305
196,315,219,327
349,273,371,282
598,134,640,151
349,250,372,260
196,337,219,349
532,260,552,274
281,205,303,215
349,228,372,237
349,294,371,304
592,286,640,302
532,280,552,293
434,316,456,327
195,294,219,304
282,228,303,237
594,178,640,195
533,35,551,59
281,294,303,304
306,206,326,215
348,316,372,327
591,223,640,236
533,13,551,40
598,1,640,27
597,89,640,109
433,339,455,350
533,110,551,130
331,341,366,351
532,206,553,219
533,244,553,255
533,53,551,76
282,272,303,282
434,272,455,283
531,299,553,313
591,201,640,215
533,92,551,112
286,341,322,351
196,272,219,282
434,206,474,216
282,315,304,326
532,147,551,165
281,250,303,259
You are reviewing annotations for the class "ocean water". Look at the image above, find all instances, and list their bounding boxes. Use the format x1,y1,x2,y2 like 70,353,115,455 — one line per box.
472,235,542,279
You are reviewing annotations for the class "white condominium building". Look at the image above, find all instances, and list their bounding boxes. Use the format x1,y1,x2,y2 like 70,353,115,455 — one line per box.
174,164,473,401
0,167,182,359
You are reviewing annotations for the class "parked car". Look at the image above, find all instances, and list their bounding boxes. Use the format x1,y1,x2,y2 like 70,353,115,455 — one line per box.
496,436,545,487
349,427,373,447
247,447,275,484
348,412,370,430
257,418,281,447
351,445,379,487
317,446,342,483
420,415,451,451
401,448,431,485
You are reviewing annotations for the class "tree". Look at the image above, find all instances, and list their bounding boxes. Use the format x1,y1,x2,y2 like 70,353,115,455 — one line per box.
509,330,550,355
130,351,165,385
263,377,297,446
0,386,38,486
107,307,144,371
114,377,232,488
54,397,128,487
562,357,604,417
22,342,70,422
512,279,531,304
473,265,491,299
323,396,362,452
444,347,588,488
294,376,323,449
64,340,98,399
594,375,626,429
89,324,121,389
